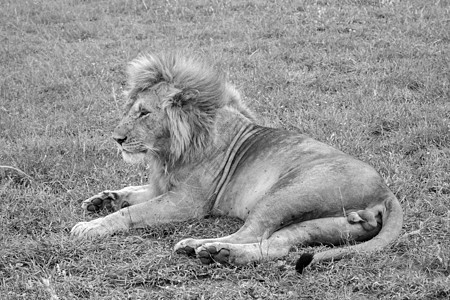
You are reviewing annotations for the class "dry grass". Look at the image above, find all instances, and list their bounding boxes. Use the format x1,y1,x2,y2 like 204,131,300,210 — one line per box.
1,0,449,299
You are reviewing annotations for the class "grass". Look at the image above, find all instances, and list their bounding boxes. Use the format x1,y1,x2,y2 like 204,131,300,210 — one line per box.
1,0,449,298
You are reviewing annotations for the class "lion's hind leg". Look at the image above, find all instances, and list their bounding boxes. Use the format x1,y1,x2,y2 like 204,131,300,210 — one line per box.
192,215,381,266
174,230,263,258
347,208,380,231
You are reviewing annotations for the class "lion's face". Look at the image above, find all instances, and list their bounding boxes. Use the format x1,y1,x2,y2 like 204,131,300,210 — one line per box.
113,53,228,166
113,89,169,164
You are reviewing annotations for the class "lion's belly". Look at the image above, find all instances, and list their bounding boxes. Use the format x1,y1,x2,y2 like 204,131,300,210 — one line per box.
213,164,281,219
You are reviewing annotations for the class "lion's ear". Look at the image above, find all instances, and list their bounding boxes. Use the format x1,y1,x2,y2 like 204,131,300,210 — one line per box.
172,89,199,107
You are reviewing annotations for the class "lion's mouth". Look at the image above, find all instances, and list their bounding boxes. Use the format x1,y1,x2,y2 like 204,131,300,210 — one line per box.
119,145,148,154
121,149,147,154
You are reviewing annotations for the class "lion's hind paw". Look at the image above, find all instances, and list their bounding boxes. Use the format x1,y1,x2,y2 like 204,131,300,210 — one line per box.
196,244,231,265
175,245,197,257
174,239,231,264
173,238,201,256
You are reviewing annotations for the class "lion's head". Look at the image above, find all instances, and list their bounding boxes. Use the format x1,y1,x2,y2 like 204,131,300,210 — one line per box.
113,52,252,166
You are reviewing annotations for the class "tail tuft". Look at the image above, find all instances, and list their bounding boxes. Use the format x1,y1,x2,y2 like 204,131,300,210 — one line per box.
295,253,314,274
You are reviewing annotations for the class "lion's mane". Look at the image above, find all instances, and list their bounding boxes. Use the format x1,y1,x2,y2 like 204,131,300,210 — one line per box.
124,52,254,165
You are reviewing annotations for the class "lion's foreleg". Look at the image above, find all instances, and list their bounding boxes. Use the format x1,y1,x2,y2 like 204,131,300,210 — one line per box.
71,191,206,238
81,184,161,212
119,191,206,228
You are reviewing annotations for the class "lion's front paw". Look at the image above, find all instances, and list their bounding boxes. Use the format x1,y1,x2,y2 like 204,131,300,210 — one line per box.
70,218,113,238
81,191,130,212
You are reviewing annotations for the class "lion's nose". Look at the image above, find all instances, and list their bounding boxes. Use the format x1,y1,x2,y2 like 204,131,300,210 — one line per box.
113,136,127,145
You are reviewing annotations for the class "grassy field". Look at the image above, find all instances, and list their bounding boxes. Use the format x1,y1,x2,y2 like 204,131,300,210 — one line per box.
1,0,449,299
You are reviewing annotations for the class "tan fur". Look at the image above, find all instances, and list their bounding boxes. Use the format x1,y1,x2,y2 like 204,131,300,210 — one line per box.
71,53,403,271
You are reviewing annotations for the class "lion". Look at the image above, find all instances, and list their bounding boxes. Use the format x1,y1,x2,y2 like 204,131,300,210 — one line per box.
71,52,403,273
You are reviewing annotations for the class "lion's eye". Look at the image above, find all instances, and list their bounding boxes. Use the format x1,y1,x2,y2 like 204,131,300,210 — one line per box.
139,110,150,118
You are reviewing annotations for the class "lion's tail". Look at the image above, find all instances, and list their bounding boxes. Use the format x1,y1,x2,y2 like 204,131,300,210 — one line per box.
295,194,403,274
